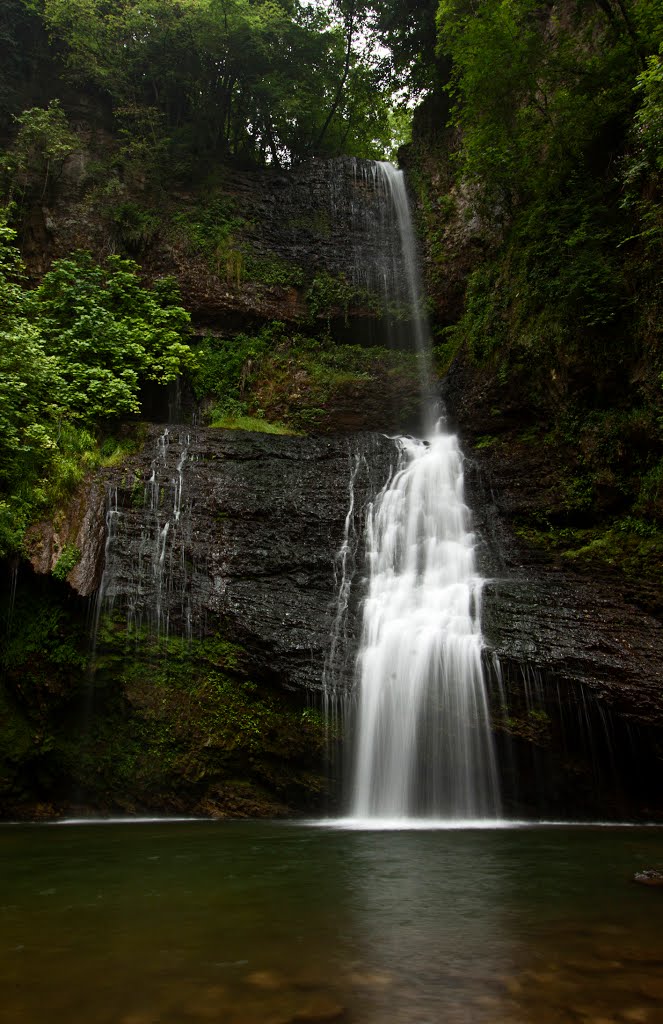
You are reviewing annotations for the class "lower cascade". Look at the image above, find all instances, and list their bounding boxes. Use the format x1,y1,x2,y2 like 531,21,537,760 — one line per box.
350,425,501,821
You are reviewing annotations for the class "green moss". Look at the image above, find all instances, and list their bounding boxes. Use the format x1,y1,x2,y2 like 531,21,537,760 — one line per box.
242,251,306,288
193,323,422,434
111,202,161,251
306,272,356,322
208,412,296,434
245,336,421,431
99,432,143,467
170,196,246,281
496,705,552,744
86,619,330,807
474,435,499,450
514,518,663,586
0,580,330,816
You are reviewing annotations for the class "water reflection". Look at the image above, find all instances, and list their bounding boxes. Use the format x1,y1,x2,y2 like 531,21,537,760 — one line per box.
344,828,512,1022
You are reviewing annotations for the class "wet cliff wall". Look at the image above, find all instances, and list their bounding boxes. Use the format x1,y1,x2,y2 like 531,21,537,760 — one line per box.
0,427,396,820
4,413,663,822
21,152,409,339
1,139,661,821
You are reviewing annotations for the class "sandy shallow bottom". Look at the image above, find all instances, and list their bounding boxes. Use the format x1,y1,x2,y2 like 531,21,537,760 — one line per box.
1,820,662,1023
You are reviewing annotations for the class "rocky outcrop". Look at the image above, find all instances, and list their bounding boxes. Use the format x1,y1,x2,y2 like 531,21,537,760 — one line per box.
462,425,663,818
1,426,399,819
25,477,106,597
19,419,663,818
444,401,663,731
23,156,409,334
74,425,395,692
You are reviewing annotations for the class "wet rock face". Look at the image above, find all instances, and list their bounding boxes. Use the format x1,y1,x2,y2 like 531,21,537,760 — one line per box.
28,422,663,818
31,156,406,332
25,478,106,598
463,448,663,817
93,425,395,692
464,453,663,731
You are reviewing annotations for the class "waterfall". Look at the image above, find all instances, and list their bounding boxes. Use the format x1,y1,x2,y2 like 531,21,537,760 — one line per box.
92,427,194,647
346,162,500,821
350,433,500,819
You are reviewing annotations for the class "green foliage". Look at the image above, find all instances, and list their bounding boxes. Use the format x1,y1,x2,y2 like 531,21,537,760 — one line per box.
306,272,357,322
191,322,285,409
431,0,662,405
98,431,144,468
52,544,81,581
38,0,395,170
110,202,162,253
191,320,423,433
515,518,663,589
2,586,88,680
0,586,329,813
0,0,51,135
0,214,194,556
248,333,423,432
172,198,245,279
621,47,663,250
242,251,307,288
2,99,77,200
474,435,499,450
371,0,442,95
27,251,194,419
79,620,330,807
436,0,647,211
437,7,662,461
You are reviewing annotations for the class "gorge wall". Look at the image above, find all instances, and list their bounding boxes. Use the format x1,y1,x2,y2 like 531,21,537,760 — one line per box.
2,151,662,821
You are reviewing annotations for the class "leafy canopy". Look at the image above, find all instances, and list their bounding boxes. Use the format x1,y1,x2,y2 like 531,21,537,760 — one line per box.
40,0,395,167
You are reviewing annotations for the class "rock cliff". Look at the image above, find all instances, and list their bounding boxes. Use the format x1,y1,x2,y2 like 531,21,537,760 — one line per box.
23,154,408,335
4,146,662,821
90,425,395,693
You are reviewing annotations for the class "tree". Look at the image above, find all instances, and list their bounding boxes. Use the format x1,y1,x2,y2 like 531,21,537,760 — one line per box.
0,216,195,556
40,0,395,168
5,100,77,201
27,252,195,419
435,0,647,212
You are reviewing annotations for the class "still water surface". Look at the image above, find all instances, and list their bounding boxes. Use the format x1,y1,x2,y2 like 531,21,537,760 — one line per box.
1,821,662,1023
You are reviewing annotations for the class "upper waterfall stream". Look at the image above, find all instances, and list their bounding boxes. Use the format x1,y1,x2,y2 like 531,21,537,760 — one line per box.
345,162,500,822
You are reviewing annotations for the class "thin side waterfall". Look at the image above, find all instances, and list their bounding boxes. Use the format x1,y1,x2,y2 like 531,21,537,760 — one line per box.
345,161,500,821
91,427,194,653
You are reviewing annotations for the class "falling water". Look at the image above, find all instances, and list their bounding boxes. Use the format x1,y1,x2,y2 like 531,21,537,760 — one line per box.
92,427,194,648
347,162,500,821
351,160,438,425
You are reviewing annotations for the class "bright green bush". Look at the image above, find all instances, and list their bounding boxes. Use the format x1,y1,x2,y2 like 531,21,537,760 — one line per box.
0,213,195,556
27,251,194,419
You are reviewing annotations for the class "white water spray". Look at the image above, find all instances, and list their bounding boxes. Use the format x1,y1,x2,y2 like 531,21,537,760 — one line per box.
350,432,500,819
347,162,500,821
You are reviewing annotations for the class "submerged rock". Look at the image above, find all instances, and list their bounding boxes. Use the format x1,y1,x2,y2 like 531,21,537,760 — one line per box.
633,870,663,887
